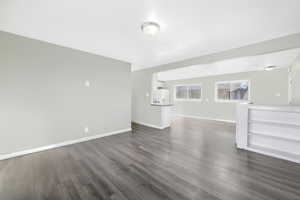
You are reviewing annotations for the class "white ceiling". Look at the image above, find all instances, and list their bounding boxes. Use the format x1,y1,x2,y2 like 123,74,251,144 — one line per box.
1,0,300,71
157,48,300,81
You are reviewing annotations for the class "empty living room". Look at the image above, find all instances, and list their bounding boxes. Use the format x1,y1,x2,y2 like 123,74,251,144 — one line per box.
1,0,300,199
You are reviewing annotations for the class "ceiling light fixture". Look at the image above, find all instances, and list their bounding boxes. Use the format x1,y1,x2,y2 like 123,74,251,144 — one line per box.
264,65,277,71
141,21,160,35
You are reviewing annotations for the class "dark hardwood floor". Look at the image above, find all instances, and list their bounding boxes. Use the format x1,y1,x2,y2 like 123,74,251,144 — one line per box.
0,118,300,200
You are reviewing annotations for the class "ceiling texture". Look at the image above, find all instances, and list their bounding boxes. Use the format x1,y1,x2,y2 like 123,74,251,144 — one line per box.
1,0,300,71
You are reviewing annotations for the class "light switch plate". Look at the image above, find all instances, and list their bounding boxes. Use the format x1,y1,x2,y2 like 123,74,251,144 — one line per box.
85,80,90,87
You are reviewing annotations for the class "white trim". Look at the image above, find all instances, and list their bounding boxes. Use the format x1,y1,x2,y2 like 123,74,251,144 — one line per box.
175,114,236,123
215,80,251,103
174,99,203,102
0,128,131,161
132,121,169,129
160,125,170,129
174,84,202,101
215,99,251,103
245,147,300,164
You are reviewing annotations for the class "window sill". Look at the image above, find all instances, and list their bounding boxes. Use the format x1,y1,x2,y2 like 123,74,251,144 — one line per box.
215,100,251,103
174,99,202,102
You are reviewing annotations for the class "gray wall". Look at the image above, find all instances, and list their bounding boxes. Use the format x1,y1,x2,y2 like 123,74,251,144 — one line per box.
167,69,288,121
132,33,300,127
0,31,131,155
291,56,300,104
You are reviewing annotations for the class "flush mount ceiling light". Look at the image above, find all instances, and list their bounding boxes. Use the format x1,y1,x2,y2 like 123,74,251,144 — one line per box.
264,65,278,71
141,21,160,35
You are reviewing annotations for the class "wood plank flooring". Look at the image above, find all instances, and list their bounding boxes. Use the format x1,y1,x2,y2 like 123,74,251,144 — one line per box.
0,118,300,200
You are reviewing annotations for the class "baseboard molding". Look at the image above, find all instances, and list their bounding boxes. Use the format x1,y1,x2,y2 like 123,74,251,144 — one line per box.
0,128,132,161
132,121,169,130
245,147,300,164
175,114,236,124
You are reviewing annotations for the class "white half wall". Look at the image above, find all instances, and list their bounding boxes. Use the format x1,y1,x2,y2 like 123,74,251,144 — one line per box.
236,104,300,163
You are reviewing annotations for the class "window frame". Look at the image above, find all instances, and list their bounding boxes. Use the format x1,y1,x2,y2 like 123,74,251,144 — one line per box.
174,84,202,101
215,80,251,103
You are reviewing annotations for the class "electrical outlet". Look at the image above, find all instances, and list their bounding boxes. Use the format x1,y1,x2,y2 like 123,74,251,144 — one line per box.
84,127,89,133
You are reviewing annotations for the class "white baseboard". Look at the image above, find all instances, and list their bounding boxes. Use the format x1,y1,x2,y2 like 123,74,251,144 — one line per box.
132,121,169,130
245,147,300,164
0,128,132,161
175,114,236,124
160,125,170,129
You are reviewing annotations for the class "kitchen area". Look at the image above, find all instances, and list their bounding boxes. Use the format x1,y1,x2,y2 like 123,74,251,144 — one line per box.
150,73,173,129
